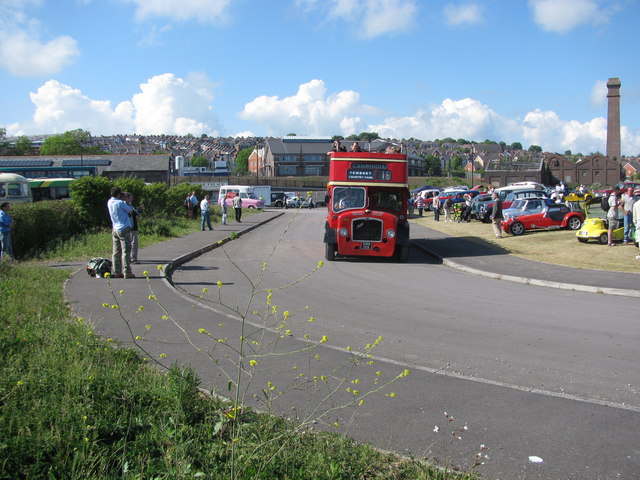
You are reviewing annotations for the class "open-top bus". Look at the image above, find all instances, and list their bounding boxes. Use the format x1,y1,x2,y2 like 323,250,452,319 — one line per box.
324,151,410,261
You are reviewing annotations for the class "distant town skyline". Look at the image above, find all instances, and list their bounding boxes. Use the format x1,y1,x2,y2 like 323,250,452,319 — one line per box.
1,0,638,155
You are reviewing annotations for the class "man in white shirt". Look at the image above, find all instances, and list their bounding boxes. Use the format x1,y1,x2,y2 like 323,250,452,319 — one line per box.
107,187,134,278
200,195,212,231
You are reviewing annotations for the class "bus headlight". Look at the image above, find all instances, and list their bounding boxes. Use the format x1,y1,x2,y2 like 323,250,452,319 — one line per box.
339,227,349,237
386,229,396,238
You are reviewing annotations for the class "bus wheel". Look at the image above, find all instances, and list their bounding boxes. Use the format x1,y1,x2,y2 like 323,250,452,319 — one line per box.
396,244,409,262
325,243,336,261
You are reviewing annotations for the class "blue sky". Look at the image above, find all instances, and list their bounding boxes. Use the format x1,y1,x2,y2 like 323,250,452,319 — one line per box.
1,0,639,155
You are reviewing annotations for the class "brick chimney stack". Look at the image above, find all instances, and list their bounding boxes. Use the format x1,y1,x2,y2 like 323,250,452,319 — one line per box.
606,77,621,160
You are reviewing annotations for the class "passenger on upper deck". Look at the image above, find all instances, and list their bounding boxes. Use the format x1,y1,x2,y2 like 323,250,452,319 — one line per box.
328,140,346,154
350,142,362,152
384,145,401,154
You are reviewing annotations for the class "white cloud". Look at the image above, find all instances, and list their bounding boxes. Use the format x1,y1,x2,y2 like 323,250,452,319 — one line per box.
590,80,607,108
443,3,484,26
6,73,221,137
124,0,232,23
0,2,79,76
528,0,610,33
238,79,369,136
6,77,640,156
368,98,519,142
296,0,418,38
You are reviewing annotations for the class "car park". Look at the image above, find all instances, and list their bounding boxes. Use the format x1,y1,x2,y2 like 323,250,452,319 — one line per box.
502,204,584,235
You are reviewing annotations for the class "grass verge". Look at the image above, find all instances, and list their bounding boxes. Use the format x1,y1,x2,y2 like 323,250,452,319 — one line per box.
0,221,471,479
411,212,640,274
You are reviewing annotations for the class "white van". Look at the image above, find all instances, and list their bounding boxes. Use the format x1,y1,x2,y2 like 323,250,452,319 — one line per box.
0,173,32,203
218,185,265,209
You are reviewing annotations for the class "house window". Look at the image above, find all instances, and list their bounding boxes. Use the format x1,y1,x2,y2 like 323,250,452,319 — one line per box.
594,170,601,177
281,155,297,163
304,155,323,162
278,165,297,176
581,171,586,177
304,165,322,175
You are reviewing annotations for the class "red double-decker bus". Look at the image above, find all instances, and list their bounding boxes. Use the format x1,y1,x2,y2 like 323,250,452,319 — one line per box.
323,151,410,261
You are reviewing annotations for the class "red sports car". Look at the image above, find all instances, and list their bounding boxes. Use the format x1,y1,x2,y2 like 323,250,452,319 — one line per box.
502,204,584,236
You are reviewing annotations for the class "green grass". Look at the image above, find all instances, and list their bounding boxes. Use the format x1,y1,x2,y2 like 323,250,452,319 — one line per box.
0,221,470,479
412,213,640,274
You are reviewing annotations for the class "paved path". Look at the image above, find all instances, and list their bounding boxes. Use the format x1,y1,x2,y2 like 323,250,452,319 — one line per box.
62,211,640,479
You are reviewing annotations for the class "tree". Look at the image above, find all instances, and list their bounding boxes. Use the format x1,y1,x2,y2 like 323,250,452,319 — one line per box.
234,147,252,174
450,155,463,171
528,145,542,153
14,136,32,155
421,154,441,176
69,175,113,227
564,150,572,156
40,129,101,155
510,142,523,150
357,132,379,142
190,155,208,168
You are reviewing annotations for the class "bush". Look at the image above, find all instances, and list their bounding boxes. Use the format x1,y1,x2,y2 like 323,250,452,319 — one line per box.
138,216,174,237
10,200,85,258
167,183,204,217
69,175,113,228
141,182,169,217
113,176,145,206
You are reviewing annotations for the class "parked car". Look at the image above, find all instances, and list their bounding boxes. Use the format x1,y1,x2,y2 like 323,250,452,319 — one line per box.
502,204,584,235
285,193,315,208
576,217,627,244
437,190,480,212
417,188,442,210
594,181,640,198
575,200,634,245
270,192,287,208
470,193,493,220
502,198,555,220
477,185,546,222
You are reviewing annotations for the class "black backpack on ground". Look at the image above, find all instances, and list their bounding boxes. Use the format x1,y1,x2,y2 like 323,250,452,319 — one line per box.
86,257,112,278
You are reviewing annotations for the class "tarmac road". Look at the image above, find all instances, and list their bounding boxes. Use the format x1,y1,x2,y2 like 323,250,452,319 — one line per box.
66,209,640,480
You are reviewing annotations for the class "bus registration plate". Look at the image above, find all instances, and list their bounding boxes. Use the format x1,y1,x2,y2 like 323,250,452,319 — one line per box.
361,242,372,250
